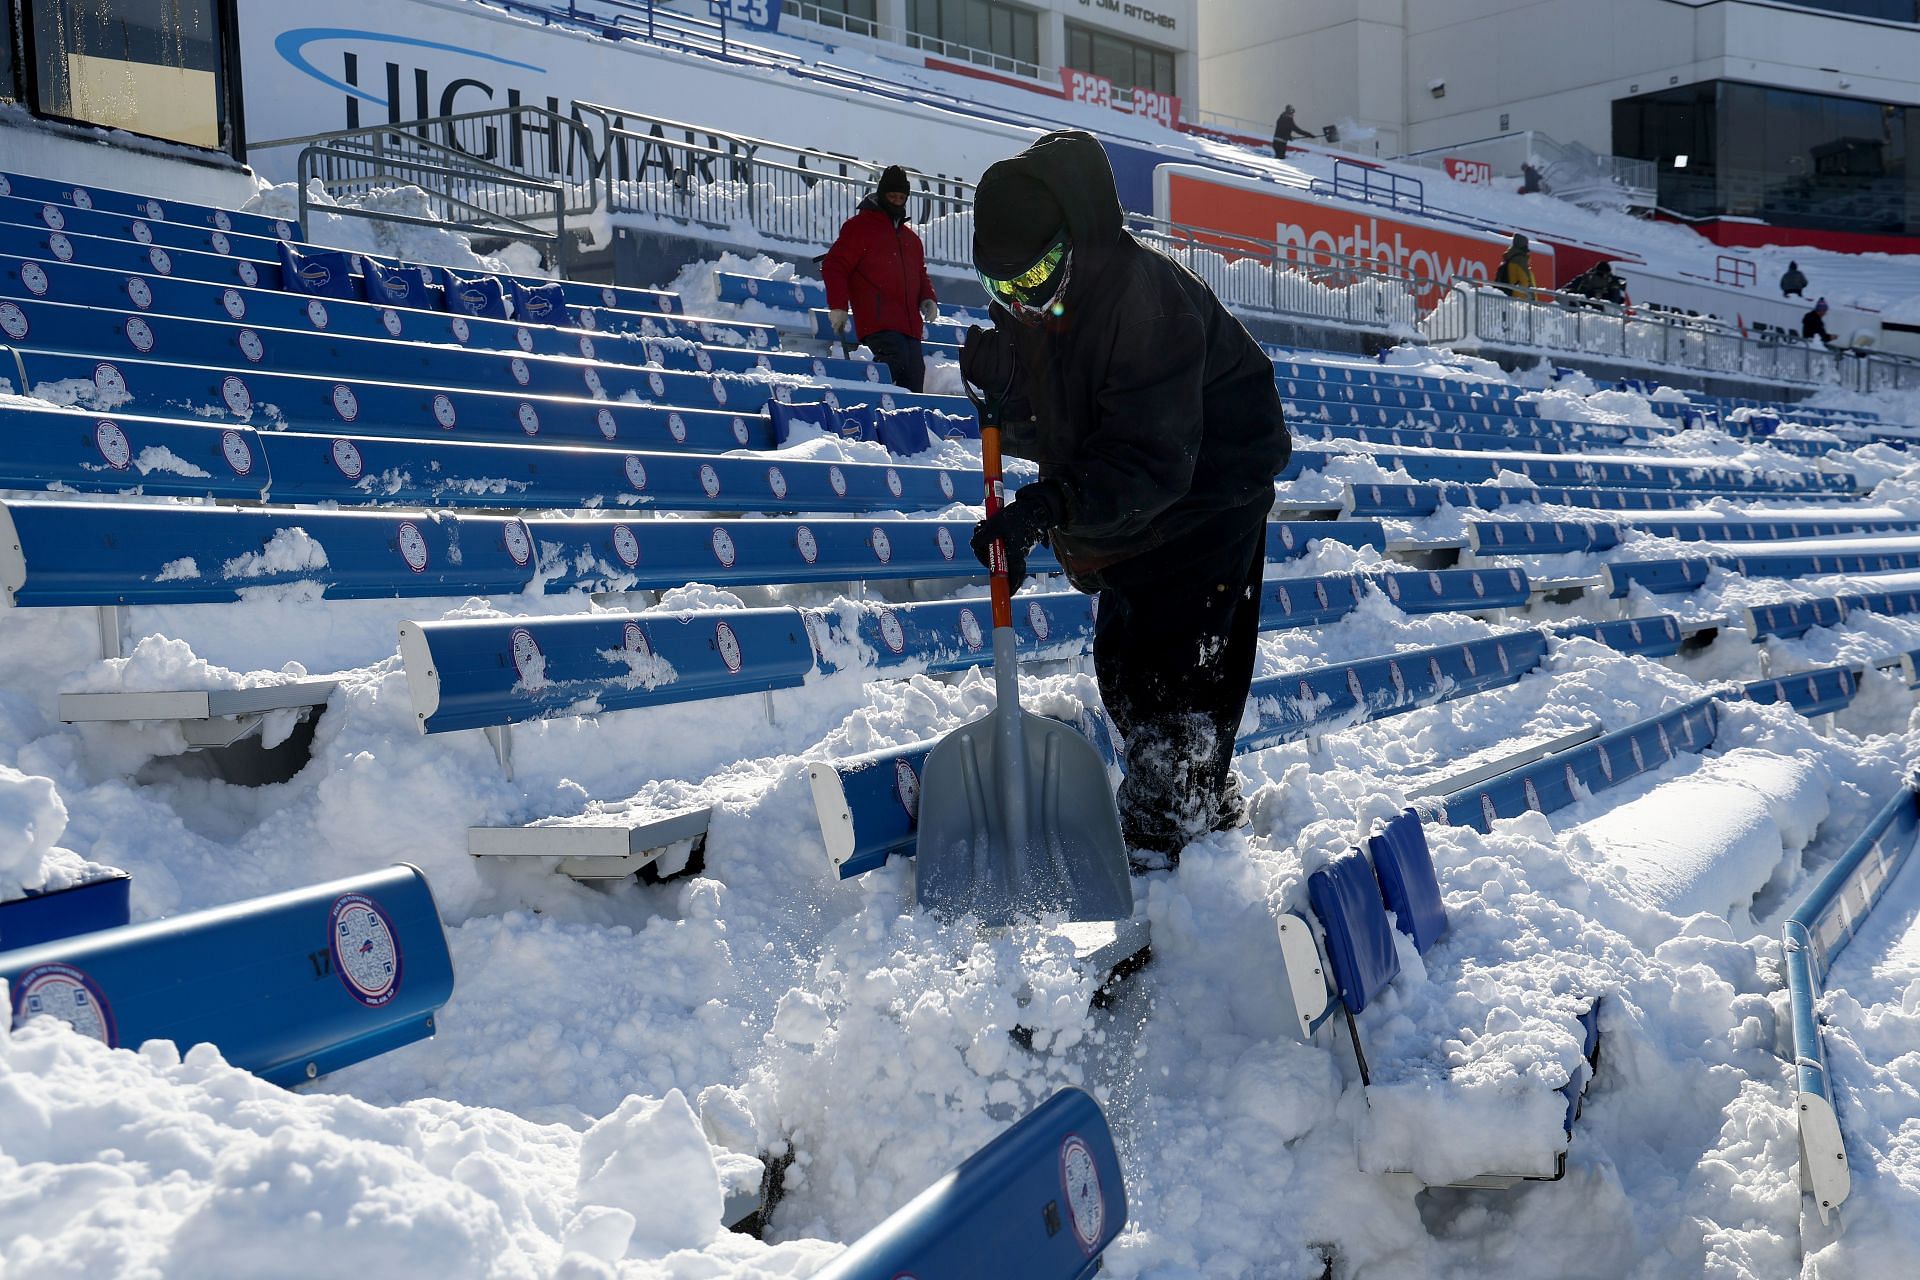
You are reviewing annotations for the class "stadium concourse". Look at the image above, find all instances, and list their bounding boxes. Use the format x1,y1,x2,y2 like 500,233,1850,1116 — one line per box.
0,163,1919,1280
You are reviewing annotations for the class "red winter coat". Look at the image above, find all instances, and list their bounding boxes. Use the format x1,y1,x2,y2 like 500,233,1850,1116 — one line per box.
822,195,935,341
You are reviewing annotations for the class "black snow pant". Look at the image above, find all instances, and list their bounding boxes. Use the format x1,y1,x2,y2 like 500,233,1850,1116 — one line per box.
860,329,927,393
1086,500,1269,856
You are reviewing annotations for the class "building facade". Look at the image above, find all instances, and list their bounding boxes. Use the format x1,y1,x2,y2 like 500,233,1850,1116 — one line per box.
1200,0,1920,246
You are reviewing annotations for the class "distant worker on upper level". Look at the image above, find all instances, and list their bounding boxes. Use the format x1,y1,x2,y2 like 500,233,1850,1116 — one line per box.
1781,261,1809,299
1565,260,1626,307
823,165,940,392
1493,233,1536,297
1272,105,1315,160
1519,162,1548,195
1802,298,1834,346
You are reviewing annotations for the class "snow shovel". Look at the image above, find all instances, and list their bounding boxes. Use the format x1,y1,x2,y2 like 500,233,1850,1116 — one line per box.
914,407,1134,926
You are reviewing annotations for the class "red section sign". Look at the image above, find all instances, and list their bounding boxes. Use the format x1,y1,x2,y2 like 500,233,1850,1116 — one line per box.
1156,165,1555,306
1060,68,1180,128
1444,157,1494,186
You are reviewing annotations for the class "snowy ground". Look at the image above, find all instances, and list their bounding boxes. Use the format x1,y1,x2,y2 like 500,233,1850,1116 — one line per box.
5,357,1920,1277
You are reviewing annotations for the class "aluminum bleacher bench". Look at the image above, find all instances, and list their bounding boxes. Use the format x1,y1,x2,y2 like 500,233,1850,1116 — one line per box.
1,864,452,1086
1274,809,1603,1186
809,1086,1125,1280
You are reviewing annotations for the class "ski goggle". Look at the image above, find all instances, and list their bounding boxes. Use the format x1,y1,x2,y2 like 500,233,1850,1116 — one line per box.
978,237,1071,314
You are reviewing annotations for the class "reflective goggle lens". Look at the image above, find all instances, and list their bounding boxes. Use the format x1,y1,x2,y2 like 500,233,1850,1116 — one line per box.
982,241,1067,301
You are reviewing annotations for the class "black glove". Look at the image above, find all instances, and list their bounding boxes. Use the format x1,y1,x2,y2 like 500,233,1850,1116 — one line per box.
959,325,1018,411
971,479,1070,591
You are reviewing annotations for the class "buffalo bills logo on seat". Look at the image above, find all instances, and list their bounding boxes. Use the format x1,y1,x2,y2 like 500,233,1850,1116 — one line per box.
221,376,252,416
622,621,651,661
432,395,457,429
93,421,131,470
221,288,246,319
13,962,115,1046
767,467,788,500
459,285,488,311
525,294,556,320
237,330,264,363
612,524,640,567
382,309,403,337
396,522,429,573
829,466,848,497
299,259,336,291
0,303,27,340
699,464,721,498
331,438,364,479
18,262,49,296
220,430,254,476
503,519,533,566
1028,600,1051,640
517,404,540,436
509,627,545,690
795,525,819,564
624,456,648,491
93,364,128,400
329,893,401,1008
381,275,410,300
935,527,955,561
711,527,737,568
599,409,619,441
870,527,892,564
211,232,231,256
878,609,906,653
49,232,74,261
959,607,983,649
331,385,359,422
123,317,154,352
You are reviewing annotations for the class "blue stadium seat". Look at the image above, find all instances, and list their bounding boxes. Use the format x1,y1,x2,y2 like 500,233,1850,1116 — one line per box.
1367,809,1447,955
1,864,452,1086
0,871,132,952
1308,851,1401,1018
1744,665,1859,718
809,1086,1125,1280
1553,614,1684,658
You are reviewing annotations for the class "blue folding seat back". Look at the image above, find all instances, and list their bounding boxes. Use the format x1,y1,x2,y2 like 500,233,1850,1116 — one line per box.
509,279,568,326
1308,852,1401,1015
445,272,508,319
1367,809,1448,955
364,258,436,310
767,399,838,446
0,872,132,952
874,405,933,456
276,242,359,301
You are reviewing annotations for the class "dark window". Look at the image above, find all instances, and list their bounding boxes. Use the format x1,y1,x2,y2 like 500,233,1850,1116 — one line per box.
906,0,1039,77
1064,22,1176,96
2,0,18,102
790,0,878,37
1776,1,1918,19
1614,79,1919,236
26,0,228,150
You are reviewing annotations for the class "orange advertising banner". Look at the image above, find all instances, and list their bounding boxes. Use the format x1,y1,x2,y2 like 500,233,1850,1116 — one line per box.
1154,165,1554,305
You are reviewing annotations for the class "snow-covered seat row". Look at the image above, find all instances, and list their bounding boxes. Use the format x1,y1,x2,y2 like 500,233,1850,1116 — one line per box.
0,502,1003,610
1280,398,1626,446
0,251,765,356
1342,480,1798,518
1551,613,1690,657
768,398,980,452
1,864,453,1088
462,567,1539,873
1277,809,1604,1185
1744,588,1920,640
1469,515,1920,557
8,350,774,453
1603,548,1920,597
1288,420,1572,458
810,1086,1125,1280
0,296,868,409
0,405,972,515
1435,667,1872,834
810,626,1598,880
1348,445,1856,497
0,197,680,322
1780,777,1920,1225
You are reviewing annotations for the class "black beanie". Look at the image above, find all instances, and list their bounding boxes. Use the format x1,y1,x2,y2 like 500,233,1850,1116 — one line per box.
973,162,1066,276
878,165,911,196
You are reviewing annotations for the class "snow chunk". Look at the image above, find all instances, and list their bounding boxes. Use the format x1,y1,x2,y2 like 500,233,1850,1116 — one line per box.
221,527,329,580
575,1089,724,1256
0,764,71,894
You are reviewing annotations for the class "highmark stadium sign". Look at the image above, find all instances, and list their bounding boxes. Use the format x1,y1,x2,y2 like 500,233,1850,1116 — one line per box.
238,0,1036,185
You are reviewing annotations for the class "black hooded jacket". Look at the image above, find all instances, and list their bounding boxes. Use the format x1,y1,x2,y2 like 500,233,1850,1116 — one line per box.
983,130,1290,575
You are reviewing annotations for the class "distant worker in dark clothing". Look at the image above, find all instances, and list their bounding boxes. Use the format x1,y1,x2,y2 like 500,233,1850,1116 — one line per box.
961,129,1292,866
1803,298,1834,346
822,164,939,392
1273,105,1315,159
1493,233,1536,297
1519,162,1547,195
1781,261,1808,298
1565,260,1626,307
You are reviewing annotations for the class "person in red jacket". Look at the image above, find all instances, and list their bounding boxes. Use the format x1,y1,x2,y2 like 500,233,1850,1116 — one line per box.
822,165,938,392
